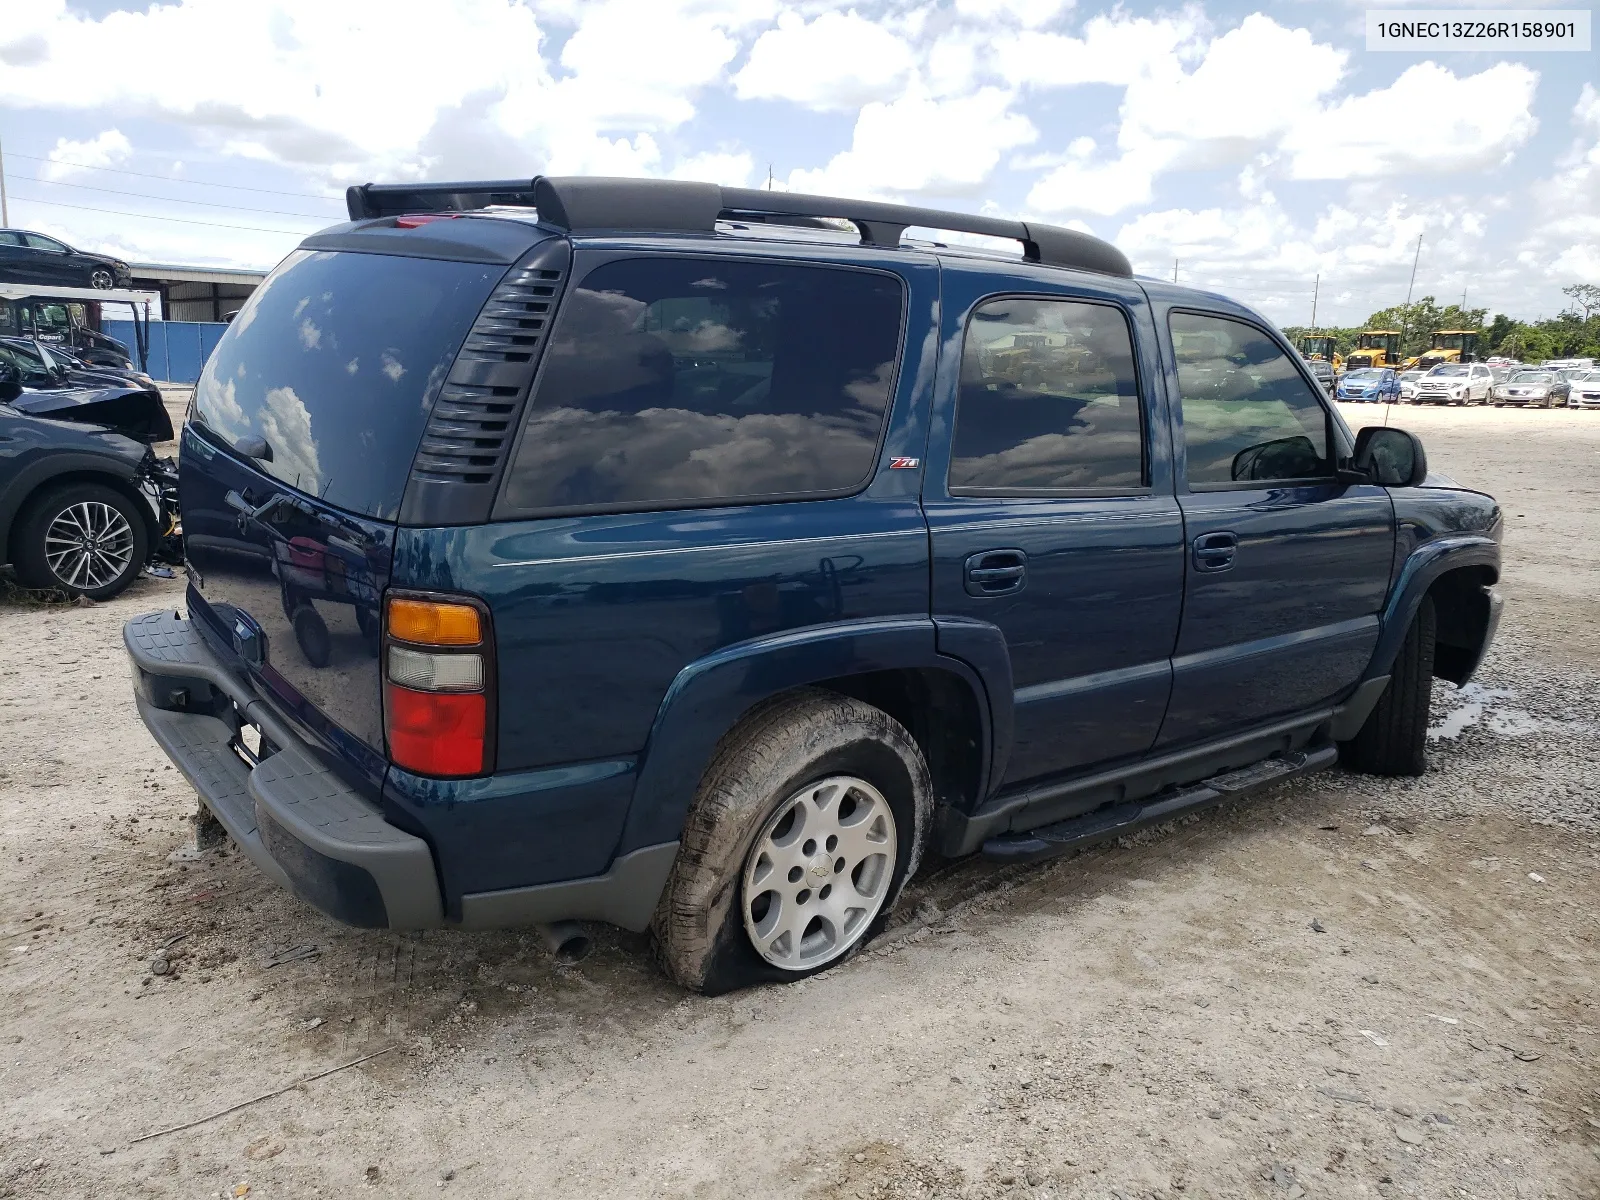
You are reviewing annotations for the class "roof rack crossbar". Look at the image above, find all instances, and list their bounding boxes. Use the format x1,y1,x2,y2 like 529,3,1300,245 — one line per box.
343,176,1132,278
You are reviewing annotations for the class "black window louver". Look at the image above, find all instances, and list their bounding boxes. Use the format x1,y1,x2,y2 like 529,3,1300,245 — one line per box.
398,238,570,526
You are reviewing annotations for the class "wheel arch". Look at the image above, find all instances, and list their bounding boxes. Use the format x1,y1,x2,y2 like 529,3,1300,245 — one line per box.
1367,536,1500,688
1,458,149,569
618,617,1001,859
1427,563,1501,685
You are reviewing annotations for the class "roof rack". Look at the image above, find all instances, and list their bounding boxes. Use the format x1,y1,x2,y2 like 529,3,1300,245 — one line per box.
344,176,1132,278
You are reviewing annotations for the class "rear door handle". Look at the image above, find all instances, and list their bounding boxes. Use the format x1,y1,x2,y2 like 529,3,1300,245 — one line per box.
1192,531,1238,572
964,549,1028,597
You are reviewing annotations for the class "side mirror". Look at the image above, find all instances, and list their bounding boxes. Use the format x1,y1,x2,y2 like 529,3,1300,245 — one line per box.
1350,426,1428,487
234,435,274,463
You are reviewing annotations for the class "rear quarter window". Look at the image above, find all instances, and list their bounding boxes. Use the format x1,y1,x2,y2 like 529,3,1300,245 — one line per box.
192,249,505,520
496,256,905,516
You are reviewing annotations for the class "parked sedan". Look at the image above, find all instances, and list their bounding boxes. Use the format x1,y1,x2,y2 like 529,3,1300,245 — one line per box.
1397,369,1425,402
1413,362,1493,405
1336,366,1400,403
0,229,131,289
1493,370,1569,408
1567,370,1600,409
0,337,156,392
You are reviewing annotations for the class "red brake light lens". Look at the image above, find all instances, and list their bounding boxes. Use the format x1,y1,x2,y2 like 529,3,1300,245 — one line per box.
385,683,486,777
394,213,460,228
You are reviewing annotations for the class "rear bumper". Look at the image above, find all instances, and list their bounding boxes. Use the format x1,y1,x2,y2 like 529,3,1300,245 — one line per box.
125,610,676,932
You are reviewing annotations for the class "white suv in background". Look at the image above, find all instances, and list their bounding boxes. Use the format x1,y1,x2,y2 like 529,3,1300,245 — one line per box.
1415,362,1493,405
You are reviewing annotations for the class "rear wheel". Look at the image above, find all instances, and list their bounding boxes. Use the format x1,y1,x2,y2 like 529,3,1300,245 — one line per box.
1340,596,1435,777
12,482,148,600
652,688,932,994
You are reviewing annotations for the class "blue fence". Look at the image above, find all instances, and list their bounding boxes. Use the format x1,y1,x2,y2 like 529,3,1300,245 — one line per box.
103,319,229,385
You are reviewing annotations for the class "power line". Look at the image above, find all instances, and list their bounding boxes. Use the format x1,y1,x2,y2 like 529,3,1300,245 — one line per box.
6,149,341,201
19,174,342,220
7,192,318,235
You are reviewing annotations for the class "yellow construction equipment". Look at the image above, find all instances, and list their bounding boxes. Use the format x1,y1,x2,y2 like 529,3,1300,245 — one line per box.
1297,334,1342,371
1344,330,1402,370
1406,331,1481,372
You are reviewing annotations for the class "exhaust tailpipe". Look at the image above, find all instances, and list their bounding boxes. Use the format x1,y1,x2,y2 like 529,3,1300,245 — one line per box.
537,920,592,963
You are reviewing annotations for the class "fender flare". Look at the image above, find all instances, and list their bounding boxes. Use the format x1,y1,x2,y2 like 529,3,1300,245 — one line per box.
617,616,1008,854
0,452,142,563
1365,534,1499,683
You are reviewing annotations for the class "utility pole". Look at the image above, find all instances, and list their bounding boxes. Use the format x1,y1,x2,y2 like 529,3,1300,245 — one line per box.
766,163,774,192
1401,234,1423,358
0,133,9,227
1172,258,1178,283
1311,273,1320,331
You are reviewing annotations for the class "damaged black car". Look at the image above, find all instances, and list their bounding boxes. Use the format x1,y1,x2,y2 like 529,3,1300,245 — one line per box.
0,362,179,600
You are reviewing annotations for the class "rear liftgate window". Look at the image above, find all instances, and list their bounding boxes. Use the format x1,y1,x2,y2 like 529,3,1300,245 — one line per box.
192,249,506,520
498,257,905,514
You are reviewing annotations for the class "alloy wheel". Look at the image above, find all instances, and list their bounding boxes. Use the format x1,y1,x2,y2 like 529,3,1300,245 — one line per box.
89,268,114,289
741,775,897,971
43,501,135,591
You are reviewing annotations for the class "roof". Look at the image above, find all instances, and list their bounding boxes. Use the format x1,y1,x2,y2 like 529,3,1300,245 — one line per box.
343,175,1133,278
0,283,160,307
127,263,269,287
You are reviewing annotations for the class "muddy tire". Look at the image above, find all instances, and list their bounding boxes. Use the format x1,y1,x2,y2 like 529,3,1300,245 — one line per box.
1340,596,1436,777
652,688,932,995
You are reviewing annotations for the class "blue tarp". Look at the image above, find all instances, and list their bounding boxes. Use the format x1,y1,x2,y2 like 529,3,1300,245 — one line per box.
103,319,228,385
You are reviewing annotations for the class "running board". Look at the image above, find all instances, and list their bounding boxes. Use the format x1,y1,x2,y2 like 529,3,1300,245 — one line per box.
980,744,1339,865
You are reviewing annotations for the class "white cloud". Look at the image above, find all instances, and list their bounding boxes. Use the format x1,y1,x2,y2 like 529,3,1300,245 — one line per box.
1020,15,1346,216
1025,141,1166,216
1521,84,1600,285
953,0,1072,31
733,10,916,111
670,150,755,187
787,84,1036,198
1283,63,1540,180
1019,15,1541,220
41,129,131,181
994,12,1204,89
556,0,748,128
925,32,980,98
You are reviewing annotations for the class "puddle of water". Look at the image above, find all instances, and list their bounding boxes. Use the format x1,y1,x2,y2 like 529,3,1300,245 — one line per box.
1428,683,1572,740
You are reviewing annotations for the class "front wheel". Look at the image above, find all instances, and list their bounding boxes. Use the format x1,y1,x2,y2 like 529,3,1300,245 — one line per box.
652,689,932,994
1340,596,1435,777
12,482,149,600
87,267,115,289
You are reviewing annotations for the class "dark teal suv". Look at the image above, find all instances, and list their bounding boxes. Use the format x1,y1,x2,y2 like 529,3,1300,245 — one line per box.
125,178,1502,993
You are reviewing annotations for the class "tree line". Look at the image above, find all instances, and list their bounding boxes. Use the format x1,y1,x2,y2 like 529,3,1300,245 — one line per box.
1283,284,1600,362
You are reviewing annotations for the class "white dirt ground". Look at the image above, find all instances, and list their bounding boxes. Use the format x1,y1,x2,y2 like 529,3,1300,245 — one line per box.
1,403,1597,1199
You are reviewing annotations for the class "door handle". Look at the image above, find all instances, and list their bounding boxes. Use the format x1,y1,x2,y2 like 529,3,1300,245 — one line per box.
964,549,1027,597
1192,531,1238,572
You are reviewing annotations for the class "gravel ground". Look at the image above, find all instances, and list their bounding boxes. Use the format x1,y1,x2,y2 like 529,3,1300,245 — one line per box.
1,403,1597,1199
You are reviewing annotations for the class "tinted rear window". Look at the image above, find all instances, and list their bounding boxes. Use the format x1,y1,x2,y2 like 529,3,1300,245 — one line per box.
949,296,1145,493
192,249,504,519
498,256,904,515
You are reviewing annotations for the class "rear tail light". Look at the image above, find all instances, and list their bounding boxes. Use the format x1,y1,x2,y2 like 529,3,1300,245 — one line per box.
382,593,494,778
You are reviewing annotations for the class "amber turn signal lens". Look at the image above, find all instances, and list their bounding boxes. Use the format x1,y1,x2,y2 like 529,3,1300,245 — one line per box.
387,597,482,646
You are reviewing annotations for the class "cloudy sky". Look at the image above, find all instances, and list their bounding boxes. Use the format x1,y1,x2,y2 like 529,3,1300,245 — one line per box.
1,0,1596,326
